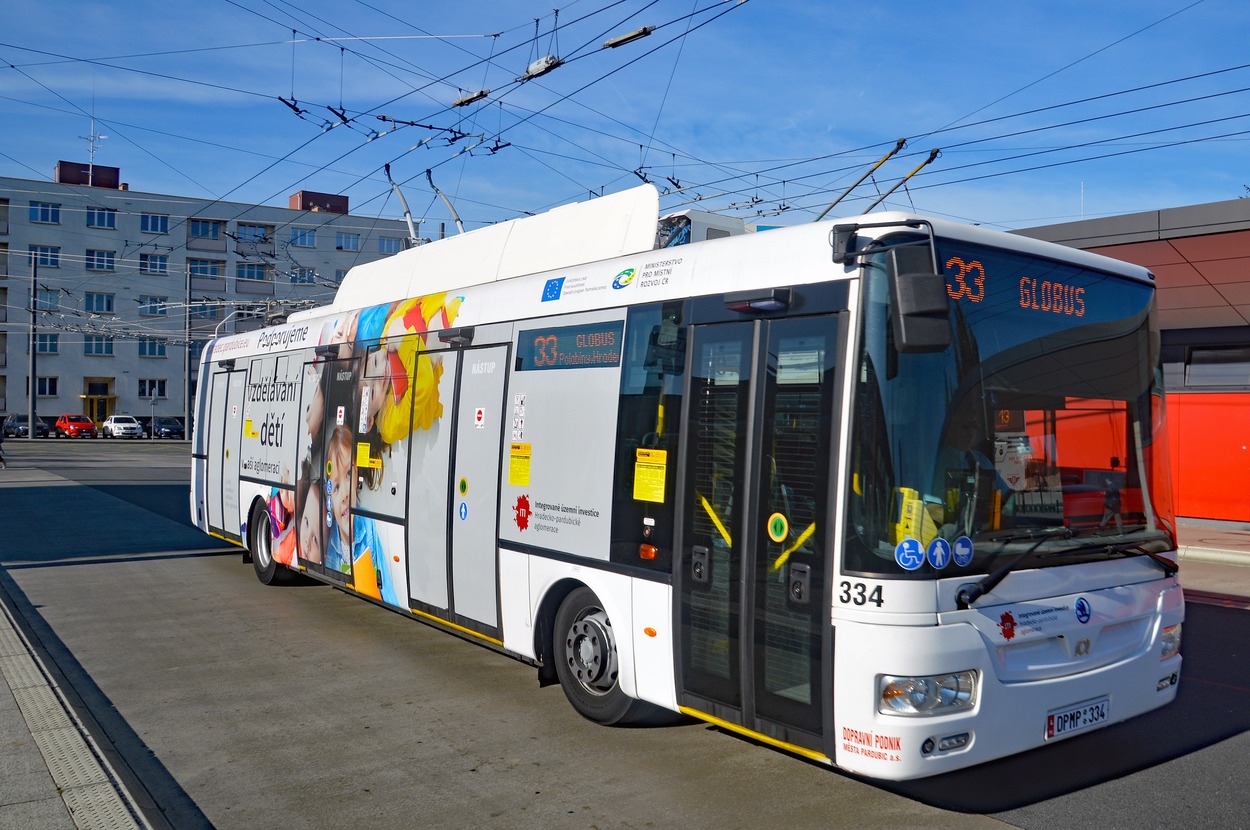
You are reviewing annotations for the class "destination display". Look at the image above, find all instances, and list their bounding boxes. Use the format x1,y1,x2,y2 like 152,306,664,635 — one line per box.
516,320,624,371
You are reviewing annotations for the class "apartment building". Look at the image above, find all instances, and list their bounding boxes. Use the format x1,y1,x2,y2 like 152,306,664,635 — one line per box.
0,161,411,428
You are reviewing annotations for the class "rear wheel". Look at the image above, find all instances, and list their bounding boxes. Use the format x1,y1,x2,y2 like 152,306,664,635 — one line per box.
248,501,289,585
553,587,653,725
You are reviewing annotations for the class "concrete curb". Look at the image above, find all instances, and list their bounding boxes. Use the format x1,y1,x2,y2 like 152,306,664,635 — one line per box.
1178,546,1250,567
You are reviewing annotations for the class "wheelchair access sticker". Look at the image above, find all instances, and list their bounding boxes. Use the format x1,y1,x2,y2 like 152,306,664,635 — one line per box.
894,538,924,571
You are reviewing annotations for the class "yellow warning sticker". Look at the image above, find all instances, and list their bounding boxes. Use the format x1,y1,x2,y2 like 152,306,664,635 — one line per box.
509,442,532,486
356,442,381,469
633,448,668,503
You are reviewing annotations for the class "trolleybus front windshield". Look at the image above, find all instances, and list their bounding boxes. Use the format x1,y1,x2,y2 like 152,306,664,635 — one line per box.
845,238,1174,578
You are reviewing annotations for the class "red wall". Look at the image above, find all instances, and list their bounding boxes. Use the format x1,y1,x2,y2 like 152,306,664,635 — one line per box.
1167,393,1250,522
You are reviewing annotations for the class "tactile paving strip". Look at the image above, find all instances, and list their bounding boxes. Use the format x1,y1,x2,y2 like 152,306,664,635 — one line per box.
14,682,75,732
62,782,141,830
0,650,46,690
33,726,110,790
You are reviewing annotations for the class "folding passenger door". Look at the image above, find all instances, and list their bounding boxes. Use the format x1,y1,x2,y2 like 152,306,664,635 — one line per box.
677,314,840,755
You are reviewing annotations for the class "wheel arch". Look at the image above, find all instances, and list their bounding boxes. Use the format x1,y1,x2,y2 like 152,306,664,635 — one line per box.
533,577,583,688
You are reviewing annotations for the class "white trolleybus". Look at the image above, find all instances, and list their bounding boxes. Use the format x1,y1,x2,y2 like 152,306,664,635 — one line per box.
190,184,1182,780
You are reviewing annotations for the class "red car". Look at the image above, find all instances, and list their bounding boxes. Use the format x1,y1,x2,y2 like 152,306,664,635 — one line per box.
54,414,97,438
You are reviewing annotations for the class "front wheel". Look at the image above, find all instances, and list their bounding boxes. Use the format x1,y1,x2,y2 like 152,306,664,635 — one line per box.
248,501,289,585
552,587,653,725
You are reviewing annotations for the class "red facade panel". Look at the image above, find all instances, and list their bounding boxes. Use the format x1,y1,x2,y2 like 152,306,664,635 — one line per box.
1167,393,1250,522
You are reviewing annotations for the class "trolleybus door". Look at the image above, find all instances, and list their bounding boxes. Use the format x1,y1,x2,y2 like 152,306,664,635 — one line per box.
406,343,509,630
449,344,510,628
678,315,838,752
296,356,358,580
206,366,247,542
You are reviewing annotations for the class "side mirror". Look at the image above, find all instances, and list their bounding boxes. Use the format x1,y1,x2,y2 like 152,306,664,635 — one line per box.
888,246,951,353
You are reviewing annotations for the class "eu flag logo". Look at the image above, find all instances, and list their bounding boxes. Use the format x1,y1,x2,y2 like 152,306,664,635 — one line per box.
541,277,565,302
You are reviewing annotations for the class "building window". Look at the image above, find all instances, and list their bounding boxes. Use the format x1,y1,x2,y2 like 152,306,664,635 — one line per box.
190,219,223,240
84,335,114,356
86,207,117,229
290,228,316,248
36,377,58,397
188,258,225,278
190,303,223,320
29,201,60,224
335,232,360,251
29,245,60,268
139,295,168,316
139,338,167,358
85,249,116,271
378,236,402,255
290,267,316,284
139,378,167,398
141,213,169,234
237,263,270,282
85,292,115,313
189,340,206,362
139,253,168,275
33,287,58,311
35,333,58,354
237,223,272,242
1186,346,1250,387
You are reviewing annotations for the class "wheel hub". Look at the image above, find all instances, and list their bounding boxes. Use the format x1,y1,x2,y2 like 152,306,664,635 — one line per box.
564,609,617,694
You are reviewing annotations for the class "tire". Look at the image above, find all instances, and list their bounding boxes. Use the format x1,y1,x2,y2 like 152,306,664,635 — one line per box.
248,501,289,585
552,586,653,725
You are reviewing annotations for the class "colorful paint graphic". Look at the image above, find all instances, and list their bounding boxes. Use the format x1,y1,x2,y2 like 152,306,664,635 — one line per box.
293,293,462,608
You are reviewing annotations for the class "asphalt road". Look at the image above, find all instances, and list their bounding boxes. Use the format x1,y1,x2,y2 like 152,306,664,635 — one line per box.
1,440,1247,830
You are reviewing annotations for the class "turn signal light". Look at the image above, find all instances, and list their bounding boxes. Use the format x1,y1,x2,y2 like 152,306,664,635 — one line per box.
639,544,658,560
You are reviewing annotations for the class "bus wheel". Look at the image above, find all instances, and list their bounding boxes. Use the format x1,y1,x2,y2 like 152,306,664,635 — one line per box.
553,587,645,725
247,502,288,585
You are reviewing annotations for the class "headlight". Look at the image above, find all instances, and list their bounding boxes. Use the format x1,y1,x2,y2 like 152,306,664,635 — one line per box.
878,671,978,716
1160,623,1182,660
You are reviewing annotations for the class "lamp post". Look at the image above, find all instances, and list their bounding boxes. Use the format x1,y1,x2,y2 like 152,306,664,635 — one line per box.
27,259,37,441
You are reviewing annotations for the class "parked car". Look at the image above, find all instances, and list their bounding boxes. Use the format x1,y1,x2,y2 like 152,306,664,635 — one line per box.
53,414,98,439
101,414,145,438
148,416,185,439
2,413,51,438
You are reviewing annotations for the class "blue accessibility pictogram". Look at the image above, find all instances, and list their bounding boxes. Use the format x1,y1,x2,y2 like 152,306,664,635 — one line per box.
953,535,974,567
895,538,924,571
927,538,952,570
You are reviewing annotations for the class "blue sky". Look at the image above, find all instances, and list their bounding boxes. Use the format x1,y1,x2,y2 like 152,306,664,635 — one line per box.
2,0,1247,232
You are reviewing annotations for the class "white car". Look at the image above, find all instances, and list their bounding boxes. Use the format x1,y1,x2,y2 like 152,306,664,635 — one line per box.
102,414,144,438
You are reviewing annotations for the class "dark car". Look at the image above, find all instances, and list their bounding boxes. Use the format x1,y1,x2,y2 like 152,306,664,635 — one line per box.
53,414,98,439
2,413,51,438
149,416,185,439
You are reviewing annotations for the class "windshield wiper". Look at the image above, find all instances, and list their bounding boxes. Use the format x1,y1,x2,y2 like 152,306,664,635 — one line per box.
1056,529,1179,576
1062,540,1179,577
956,527,1074,610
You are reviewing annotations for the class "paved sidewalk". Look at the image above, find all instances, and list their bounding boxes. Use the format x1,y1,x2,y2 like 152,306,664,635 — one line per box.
1176,520,1250,598
0,591,147,830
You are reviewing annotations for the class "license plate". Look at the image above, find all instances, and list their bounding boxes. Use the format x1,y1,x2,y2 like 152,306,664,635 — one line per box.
1046,696,1109,740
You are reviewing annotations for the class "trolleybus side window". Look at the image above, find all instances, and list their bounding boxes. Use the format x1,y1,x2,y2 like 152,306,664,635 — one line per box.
610,302,687,572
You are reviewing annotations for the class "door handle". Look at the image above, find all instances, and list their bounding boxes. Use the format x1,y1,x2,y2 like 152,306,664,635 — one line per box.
789,562,811,606
691,545,710,585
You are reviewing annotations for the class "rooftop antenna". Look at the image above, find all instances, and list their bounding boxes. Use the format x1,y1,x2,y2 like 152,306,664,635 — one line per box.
864,148,940,212
813,138,905,222
426,169,465,235
80,115,108,187
384,164,422,247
